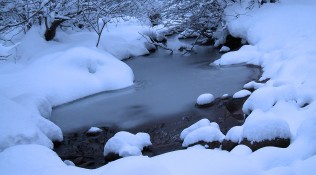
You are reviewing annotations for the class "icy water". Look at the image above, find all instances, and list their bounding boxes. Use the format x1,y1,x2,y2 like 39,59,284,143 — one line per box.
51,38,258,133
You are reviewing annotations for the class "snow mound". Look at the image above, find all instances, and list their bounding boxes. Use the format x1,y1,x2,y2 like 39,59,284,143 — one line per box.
104,131,152,157
0,46,134,106
100,156,170,175
225,126,243,143
230,145,252,156
181,119,223,147
243,85,296,114
86,127,102,134
242,110,291,142
221,94,229,99
243,81,264,90
182,126,225,147
233,90,251,98
196,93,215,106
219,46,231,53
0,96,62,152
180,118,218,140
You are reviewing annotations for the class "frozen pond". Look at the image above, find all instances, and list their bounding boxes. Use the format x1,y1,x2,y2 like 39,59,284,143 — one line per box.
51,38,259,133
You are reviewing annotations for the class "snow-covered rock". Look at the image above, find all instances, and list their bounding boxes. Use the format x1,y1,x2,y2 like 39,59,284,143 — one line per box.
233,90,251,98
221,94,229,99
87,127,102,133
103,131,152,158
219,46,231,53
196,93,215,106
242,110,291,142
225,126,243,143
182,126,225,148
181,119,224,148
180,119,211,140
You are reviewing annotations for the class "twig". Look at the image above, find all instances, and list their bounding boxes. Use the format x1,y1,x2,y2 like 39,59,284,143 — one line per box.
138,32,173,54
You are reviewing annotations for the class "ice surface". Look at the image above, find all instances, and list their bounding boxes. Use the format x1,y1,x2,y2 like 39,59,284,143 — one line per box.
51,37,257,133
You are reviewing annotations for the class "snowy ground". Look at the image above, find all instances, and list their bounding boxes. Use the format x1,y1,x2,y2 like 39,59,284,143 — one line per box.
1,0,316,174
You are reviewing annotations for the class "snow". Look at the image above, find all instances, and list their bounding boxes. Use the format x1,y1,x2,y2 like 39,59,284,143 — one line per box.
180,118,212,140
64,160,75,166
182,126,225,147
225,126,243,143
196,93,215,105
242,110,291,142
1,0,316,174
86,127,102,134
221,93,229,99
243,81,264,90
219,46,231,53
230,145,252,156
103,131,152,157
0,96,62,152
180,119,224,147
233,89,251,98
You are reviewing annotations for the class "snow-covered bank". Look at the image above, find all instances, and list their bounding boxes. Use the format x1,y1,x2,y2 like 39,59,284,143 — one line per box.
1,0,316,174
0,19,152,151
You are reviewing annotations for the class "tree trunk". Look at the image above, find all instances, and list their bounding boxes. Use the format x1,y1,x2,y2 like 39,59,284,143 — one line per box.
44,19,66,41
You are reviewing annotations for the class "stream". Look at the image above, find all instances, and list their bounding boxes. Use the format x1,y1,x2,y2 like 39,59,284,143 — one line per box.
51,37,259,134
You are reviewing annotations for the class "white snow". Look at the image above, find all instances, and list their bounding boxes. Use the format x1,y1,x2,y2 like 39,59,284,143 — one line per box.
181,119,224,147
225,126,243,143
0,96,62,152
221,94,229,99
230,145,252,156
103,131,152,157
233,89,251,98
242,110,291,142
219,46,231,53
64,160,75,166
182,126,225,147
86,127,102,134
196,93,215,105
2,0,316,174
180,118,212,140
243,81,264,90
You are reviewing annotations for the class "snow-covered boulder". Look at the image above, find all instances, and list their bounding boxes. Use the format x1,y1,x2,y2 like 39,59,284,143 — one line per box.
240,111,291,151
221,94,230,99
180,119,224,148
196,93,215,107
222,126,243,151
86,127,102,136
233,90,252,98
103,131,152,162
219,46,231,53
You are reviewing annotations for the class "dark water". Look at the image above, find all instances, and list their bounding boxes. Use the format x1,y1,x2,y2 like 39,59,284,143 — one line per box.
51,38,259,133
